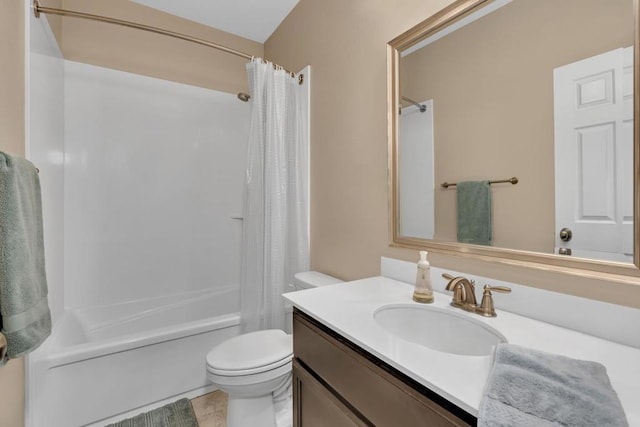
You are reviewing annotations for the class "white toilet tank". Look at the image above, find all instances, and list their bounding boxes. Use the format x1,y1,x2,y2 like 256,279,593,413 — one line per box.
292,271,343,290
285,271,342,332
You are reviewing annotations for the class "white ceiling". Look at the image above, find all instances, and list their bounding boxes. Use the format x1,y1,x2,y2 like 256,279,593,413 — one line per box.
130,0,299,43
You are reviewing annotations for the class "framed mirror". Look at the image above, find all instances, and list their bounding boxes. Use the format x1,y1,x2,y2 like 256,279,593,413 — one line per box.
388,0,640,278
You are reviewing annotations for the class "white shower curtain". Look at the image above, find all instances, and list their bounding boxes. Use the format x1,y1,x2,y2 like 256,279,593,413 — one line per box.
240,59,309,333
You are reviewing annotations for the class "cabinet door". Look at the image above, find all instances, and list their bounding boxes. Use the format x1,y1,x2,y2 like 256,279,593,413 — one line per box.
293,360,368,427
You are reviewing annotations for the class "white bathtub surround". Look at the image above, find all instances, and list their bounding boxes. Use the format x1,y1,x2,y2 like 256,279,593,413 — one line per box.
240,59,309,333
64,60,249,310
25,9,65,427
29,287,240,427
26,0,65,326
284,276,640,425
26,57,251,425
381,257,640,349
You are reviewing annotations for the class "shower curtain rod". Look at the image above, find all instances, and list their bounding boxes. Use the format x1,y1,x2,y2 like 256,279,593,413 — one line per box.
32,0,303,85
401,96,426,112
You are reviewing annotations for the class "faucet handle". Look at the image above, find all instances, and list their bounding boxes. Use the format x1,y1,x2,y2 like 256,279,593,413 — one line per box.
476,285,511,317
486,285,511,294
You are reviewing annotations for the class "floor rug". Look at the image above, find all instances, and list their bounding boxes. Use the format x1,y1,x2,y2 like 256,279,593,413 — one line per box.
107,398,199,427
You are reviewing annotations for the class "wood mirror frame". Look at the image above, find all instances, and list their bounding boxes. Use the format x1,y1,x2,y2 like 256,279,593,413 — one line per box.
387,0,640,281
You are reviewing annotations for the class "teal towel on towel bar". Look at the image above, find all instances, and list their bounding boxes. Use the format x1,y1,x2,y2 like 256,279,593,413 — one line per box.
0,151,51,364
456,180,492,246
478,344,628,426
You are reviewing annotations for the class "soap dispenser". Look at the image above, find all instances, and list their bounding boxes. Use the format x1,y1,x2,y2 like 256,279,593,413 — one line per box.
413,251,434,303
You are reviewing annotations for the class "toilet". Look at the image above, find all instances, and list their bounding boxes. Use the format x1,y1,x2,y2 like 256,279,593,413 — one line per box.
205,271,343,427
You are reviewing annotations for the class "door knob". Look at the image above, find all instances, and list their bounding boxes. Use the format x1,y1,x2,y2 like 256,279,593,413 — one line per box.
559,227,572,242
558,247,572,256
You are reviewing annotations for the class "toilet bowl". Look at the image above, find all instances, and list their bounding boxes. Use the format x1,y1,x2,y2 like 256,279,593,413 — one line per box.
205,271,342,427
206,330,292,427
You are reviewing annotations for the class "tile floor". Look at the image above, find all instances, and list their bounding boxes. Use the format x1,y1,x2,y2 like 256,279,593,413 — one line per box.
191,390,228,427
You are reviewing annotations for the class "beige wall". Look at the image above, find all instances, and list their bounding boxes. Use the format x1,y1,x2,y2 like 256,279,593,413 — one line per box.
265,0,640,308
41,0,62,45
1,0,25,157
401,0,633,253
265,0,455,280
58,0,263,94
0,1,26,426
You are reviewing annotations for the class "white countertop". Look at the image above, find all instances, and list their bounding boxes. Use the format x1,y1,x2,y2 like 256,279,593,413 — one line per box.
284,276,640,425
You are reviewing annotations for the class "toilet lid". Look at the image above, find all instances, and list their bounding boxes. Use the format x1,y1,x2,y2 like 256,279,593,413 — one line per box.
206,329,293,377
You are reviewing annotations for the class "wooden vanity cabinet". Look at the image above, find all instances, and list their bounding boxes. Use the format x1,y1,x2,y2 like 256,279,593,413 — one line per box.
292,309,476,427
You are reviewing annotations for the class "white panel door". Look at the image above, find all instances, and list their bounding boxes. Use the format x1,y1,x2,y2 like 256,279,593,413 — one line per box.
553,47,633,262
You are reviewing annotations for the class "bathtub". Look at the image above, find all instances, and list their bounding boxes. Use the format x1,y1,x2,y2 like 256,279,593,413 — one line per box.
27,286,241,427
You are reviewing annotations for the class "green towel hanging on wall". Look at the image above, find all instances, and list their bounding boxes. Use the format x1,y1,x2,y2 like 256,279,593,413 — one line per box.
0,151,51,364
456,180,492,246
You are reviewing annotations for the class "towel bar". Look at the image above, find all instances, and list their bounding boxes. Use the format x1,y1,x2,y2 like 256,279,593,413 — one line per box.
441,176,518,189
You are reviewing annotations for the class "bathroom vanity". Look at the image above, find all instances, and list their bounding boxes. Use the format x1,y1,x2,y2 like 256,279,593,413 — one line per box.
292,309,473,426
284,275,640,426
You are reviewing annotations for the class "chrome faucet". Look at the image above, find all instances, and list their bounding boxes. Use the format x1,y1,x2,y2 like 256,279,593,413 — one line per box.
442,273,511,317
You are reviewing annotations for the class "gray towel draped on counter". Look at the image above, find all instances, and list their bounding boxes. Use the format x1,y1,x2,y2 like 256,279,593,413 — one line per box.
0,151,51,364
478,343,628,427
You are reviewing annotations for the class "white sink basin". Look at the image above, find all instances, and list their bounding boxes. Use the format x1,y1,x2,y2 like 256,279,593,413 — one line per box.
373,304,507,356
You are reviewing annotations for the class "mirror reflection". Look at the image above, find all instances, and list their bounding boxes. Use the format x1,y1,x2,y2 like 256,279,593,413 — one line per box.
397,0,634,263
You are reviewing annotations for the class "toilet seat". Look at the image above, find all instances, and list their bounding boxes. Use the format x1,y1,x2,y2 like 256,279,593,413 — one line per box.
206,329,293,377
